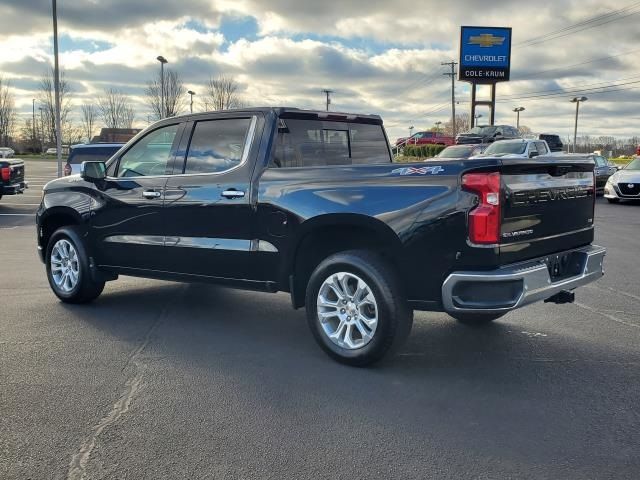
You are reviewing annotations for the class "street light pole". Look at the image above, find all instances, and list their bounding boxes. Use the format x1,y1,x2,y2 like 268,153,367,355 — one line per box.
513,107,525,129
156,56,168,118
51,0,63,177
571,96,588,153
32,98,36,150
187,90,195,113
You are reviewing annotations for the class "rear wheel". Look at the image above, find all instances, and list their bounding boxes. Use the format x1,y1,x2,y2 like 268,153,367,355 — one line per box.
305,250,413,366
450,312,505,326
46,226,105,304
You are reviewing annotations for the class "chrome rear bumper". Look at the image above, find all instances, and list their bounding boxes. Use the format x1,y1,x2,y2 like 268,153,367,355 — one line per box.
442,245,606,315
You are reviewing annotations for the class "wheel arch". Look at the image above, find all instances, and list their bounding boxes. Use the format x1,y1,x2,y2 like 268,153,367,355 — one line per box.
287,213,404,309
38,206,85,253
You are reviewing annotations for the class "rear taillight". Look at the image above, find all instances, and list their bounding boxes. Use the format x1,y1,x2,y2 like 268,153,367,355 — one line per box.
462,172,501,245
1,166,10,181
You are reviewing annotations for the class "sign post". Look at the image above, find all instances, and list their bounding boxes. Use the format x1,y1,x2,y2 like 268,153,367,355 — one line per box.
459,26,512,127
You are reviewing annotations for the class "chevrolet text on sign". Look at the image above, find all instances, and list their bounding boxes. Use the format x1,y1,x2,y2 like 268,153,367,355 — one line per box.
459,26,512,83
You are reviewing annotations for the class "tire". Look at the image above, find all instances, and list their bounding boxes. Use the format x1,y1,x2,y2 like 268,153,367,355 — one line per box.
606,198,619,204
45,226,105,304
305,250,413,366
450,312,505,326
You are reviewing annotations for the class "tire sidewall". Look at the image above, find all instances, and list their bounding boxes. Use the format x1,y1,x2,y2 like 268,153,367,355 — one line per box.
306,253,403,364
45,227,89,300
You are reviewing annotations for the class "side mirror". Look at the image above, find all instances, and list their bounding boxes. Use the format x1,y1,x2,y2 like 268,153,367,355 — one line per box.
80,161,106,182
529,151,539,158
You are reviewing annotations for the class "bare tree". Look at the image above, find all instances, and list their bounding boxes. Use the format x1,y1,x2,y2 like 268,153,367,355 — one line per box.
38,69,73,145
203,75,244,111
0,77,17,146
80,103,98,142
443,113,470,136
145,69,185,120
97,89,135,128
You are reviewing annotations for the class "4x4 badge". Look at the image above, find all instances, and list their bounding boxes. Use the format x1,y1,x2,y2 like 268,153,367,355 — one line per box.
391,166,444,176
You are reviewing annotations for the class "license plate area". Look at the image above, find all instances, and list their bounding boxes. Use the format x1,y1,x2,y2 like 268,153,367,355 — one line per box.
544,251,584,282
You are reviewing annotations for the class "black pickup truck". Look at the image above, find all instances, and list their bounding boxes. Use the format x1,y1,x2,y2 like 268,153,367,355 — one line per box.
36,108,605,365
0,158,27,200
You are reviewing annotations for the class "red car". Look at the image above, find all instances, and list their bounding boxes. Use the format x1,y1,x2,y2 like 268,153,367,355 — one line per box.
395,131,454,147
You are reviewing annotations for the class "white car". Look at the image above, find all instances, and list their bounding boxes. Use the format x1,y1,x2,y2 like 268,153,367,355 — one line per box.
472,138,555,159
0,147,15,158
45,147,58,155
604,157,640,203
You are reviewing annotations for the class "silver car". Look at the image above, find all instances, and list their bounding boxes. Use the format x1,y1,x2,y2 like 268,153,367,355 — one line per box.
0,147,15,158
604,157,640,203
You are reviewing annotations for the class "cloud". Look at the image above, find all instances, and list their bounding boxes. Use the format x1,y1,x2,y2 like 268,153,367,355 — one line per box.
1,0,639,139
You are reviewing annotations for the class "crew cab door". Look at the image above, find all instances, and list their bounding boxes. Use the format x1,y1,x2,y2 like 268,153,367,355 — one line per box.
91,122,184,271
162,114,262,281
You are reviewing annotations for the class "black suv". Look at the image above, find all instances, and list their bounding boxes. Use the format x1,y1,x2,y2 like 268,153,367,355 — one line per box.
456,125,520,144
537,134,564,153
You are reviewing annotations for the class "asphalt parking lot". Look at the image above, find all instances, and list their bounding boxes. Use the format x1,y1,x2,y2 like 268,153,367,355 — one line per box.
1,160,639,479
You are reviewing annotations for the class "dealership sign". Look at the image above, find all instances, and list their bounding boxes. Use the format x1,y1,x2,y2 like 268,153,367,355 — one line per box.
459,26,512,83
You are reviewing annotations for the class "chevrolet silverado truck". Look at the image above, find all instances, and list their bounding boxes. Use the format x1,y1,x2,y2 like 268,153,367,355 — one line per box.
0,158,27,200
36,108,606,366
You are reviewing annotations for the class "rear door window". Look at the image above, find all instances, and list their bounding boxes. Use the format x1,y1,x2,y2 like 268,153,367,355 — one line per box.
536,142,548,155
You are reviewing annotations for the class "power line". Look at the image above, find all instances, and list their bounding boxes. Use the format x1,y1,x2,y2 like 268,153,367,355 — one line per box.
515,1,640,47
500,72,640,99
521,48,640,79
496,81,640,103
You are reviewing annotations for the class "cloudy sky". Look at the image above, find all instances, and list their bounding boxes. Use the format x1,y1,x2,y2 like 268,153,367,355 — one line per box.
2,0,640,141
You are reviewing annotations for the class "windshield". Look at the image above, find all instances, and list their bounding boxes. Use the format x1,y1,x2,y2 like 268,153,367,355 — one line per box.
625,158,640,170
483,141,527,155
437,146,474,158
467,126,496,135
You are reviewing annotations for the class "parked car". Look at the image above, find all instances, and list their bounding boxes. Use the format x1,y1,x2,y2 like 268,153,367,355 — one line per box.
396,131,454,147
64,143,124,176
456,125,520,144
604,157,640,203
37,107,605,366
472,139,553,159
590,153,618,194
0,158,26,200
537,134,564,153
432,144,488,160
0,147,15,158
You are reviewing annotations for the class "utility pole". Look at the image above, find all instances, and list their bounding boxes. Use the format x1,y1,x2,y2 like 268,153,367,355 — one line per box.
52,0,63,177
442,62,458,138
322,89,333,111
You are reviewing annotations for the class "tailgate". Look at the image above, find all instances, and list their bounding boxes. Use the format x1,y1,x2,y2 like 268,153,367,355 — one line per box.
500,156,595,264
7,160,25,183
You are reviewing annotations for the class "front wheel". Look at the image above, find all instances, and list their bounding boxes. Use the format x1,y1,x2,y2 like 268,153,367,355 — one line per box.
305,250,413,366
46,226,105,304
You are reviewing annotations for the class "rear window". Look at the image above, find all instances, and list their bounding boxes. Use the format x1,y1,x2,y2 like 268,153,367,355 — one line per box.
484,141,527,155
68,147,120,164
437,146,475,158
271,119,390,168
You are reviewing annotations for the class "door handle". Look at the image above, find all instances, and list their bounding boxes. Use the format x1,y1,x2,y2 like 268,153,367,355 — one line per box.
142,190,162,199
222,189,245,199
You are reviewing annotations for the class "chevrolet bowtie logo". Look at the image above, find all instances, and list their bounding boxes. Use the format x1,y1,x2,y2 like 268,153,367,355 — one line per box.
469,33,505,48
